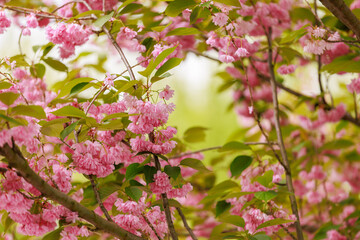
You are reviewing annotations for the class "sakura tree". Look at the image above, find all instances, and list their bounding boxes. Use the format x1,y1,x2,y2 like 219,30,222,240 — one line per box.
0,0,359,240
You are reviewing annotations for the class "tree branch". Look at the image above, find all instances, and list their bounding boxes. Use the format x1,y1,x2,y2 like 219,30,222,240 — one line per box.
89,175,113,222
176,207,198,240
319,0,360,39
266,28,304,240
153,153,178,240
0,144,145,240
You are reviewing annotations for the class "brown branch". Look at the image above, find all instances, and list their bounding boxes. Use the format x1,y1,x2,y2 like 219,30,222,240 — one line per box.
0,144,145,240
319,0,360,39
153,153,178,240
266,28,304,240
142,213,162,240
89,175,113,222
176,207,198,240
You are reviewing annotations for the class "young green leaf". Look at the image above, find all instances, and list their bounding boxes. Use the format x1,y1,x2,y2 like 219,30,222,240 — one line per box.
256,218,295,230
219,215,245,228
51,106,86,118
183,126,207,143
230,155,253,177
125,186,142,201
43,57,68,72
166,27,200,36
215,200,231,217
11,105,46,119
219,141,252,152
125,163,144,181
165,0,197,17
164,165,181,180
180,158,211,172
0,92,20,106
60,120,79,140
154,58,182,77
254,191,278,202
93,12,114,28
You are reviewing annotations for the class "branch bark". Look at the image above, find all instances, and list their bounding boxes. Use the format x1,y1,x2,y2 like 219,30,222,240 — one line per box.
153,154,178,240
319,0,360,39
176,207,198,240
0,144,145,240
266,28,304,240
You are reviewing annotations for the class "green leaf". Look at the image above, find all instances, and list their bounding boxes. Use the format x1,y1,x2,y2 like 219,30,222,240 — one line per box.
51,106,86,118
102,112,131,121
213,0,240,7
314,223,341,240
208,180,240,196
255,170,274,188
42,227,63,240
143,165,157,184
230,155,253,177
72,10,102,19
125,163,144,181
0,82,12,90
153,198,182,208
70,82,89,95
119,3,142,14
0,92,19,106
183,126,207,143
93,12,114,28
165,0,197,17
253,234,271,240
166,27,200,36
30,63,46,78
254,191,278,202
180,158,211,172
321,55,360,74
125,186,142,201
139,46,177,77
11,105,46,119
81,181,122,208
164,165,181,180
58,77,95,98
97,119,123,130
257,218,295,230
321,139,353,150
280,25,308,44
43,57,68,72
60,120,79,140
219,215,245,228
219,141,252,152
155,58,182,77
216,200,231,217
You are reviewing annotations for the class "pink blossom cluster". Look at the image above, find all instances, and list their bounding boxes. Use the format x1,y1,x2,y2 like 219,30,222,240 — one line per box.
60,226,90,240
46,23,92,58
277,64,296,75
130,127,177,155
116,27,146,53
124,94,175,135
347,77,360,94
114,197,168,239
0,11,11,34
71,140,119,177
149,171,193,198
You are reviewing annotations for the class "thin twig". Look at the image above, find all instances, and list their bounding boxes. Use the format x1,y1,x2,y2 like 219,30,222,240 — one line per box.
176,207,198,240
169,142,278,159
90,175,113,222
142,213,163,240
354,91,358,121
280,224,297,240
266,28,304,240
153,154,178,240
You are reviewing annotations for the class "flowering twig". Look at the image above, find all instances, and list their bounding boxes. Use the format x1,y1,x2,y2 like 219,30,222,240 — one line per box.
266,28,304,240
0,144,145,240
142,213,163,240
